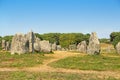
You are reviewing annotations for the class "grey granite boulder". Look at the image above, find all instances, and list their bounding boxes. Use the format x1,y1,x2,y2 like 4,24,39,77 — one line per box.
2,40,6,50
39,40,52,53
77,41,87,53
87,32,100,55
11,33,29,54
34,37,41,52
52,42,57,51
5,41,10,51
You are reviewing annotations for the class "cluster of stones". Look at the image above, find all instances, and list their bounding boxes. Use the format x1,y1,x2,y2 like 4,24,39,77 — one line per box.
1,32,101,55
70,32,101,55
10,31,61,54
10,31,63,55
5,31,120,55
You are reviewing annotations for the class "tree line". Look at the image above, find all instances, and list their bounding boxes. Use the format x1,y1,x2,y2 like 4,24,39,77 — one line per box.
0,32,120,49
35,33,90,48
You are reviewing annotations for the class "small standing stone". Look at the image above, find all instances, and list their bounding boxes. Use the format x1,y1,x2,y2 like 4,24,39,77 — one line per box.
77,41,87,53
2,40,6,50
6,41,10,51
57,45,62,51
52,42,57,51
116,42,120,54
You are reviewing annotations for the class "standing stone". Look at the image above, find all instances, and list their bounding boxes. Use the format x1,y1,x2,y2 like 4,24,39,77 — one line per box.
87,32,100,55
11,31,53,54
52,42,57,51
11,34,29,54
27,31,35,53
34,37,41,52
2,40,6,50
39,40,52,52
116,42,120,54
77,41,87,53
5,41,10,51
57,45,62,51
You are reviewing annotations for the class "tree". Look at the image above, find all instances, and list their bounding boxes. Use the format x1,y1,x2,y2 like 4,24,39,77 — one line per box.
110,32,120,47
99,38,110,43
2,35,13,42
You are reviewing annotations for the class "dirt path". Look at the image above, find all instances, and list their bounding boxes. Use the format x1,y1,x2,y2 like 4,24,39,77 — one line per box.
22,51,80,72
0,51,120,78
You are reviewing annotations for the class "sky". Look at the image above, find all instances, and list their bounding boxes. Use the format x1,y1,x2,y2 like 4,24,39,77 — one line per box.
0,0,120,38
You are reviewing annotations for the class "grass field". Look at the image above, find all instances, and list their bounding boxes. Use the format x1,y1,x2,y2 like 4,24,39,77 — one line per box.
49,53,120,71
0,44,120,80
0,51,51,68
0,71,119,80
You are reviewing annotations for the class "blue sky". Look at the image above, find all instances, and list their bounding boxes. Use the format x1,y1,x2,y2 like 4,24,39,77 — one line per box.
0,0,120,38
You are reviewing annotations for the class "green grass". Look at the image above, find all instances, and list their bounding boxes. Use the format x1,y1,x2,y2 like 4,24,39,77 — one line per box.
0,52,51,68
0,71,119,80
49,53,120,71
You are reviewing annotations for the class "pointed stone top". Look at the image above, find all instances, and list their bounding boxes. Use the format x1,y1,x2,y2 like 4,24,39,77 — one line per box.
91,32,97,36
16,33,24,36
30,29,33,32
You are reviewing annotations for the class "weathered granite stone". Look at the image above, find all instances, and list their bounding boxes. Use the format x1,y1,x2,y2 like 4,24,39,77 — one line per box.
2,40,6,50
34,37,41,52
11,33,29,54
87,32,100,55
57,45,62,51
11,31,53,54
5,41,10,51
27,31,35,53
77,41,87,53
116,42,120,54
39,40,52,52
52,42,57,51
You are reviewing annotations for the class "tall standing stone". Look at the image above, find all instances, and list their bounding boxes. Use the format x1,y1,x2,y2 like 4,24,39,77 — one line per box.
77,41,87,53
2,40,6,50
5,41,10,51
27,31,35,53
87,32,100,55
116,42,120,54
